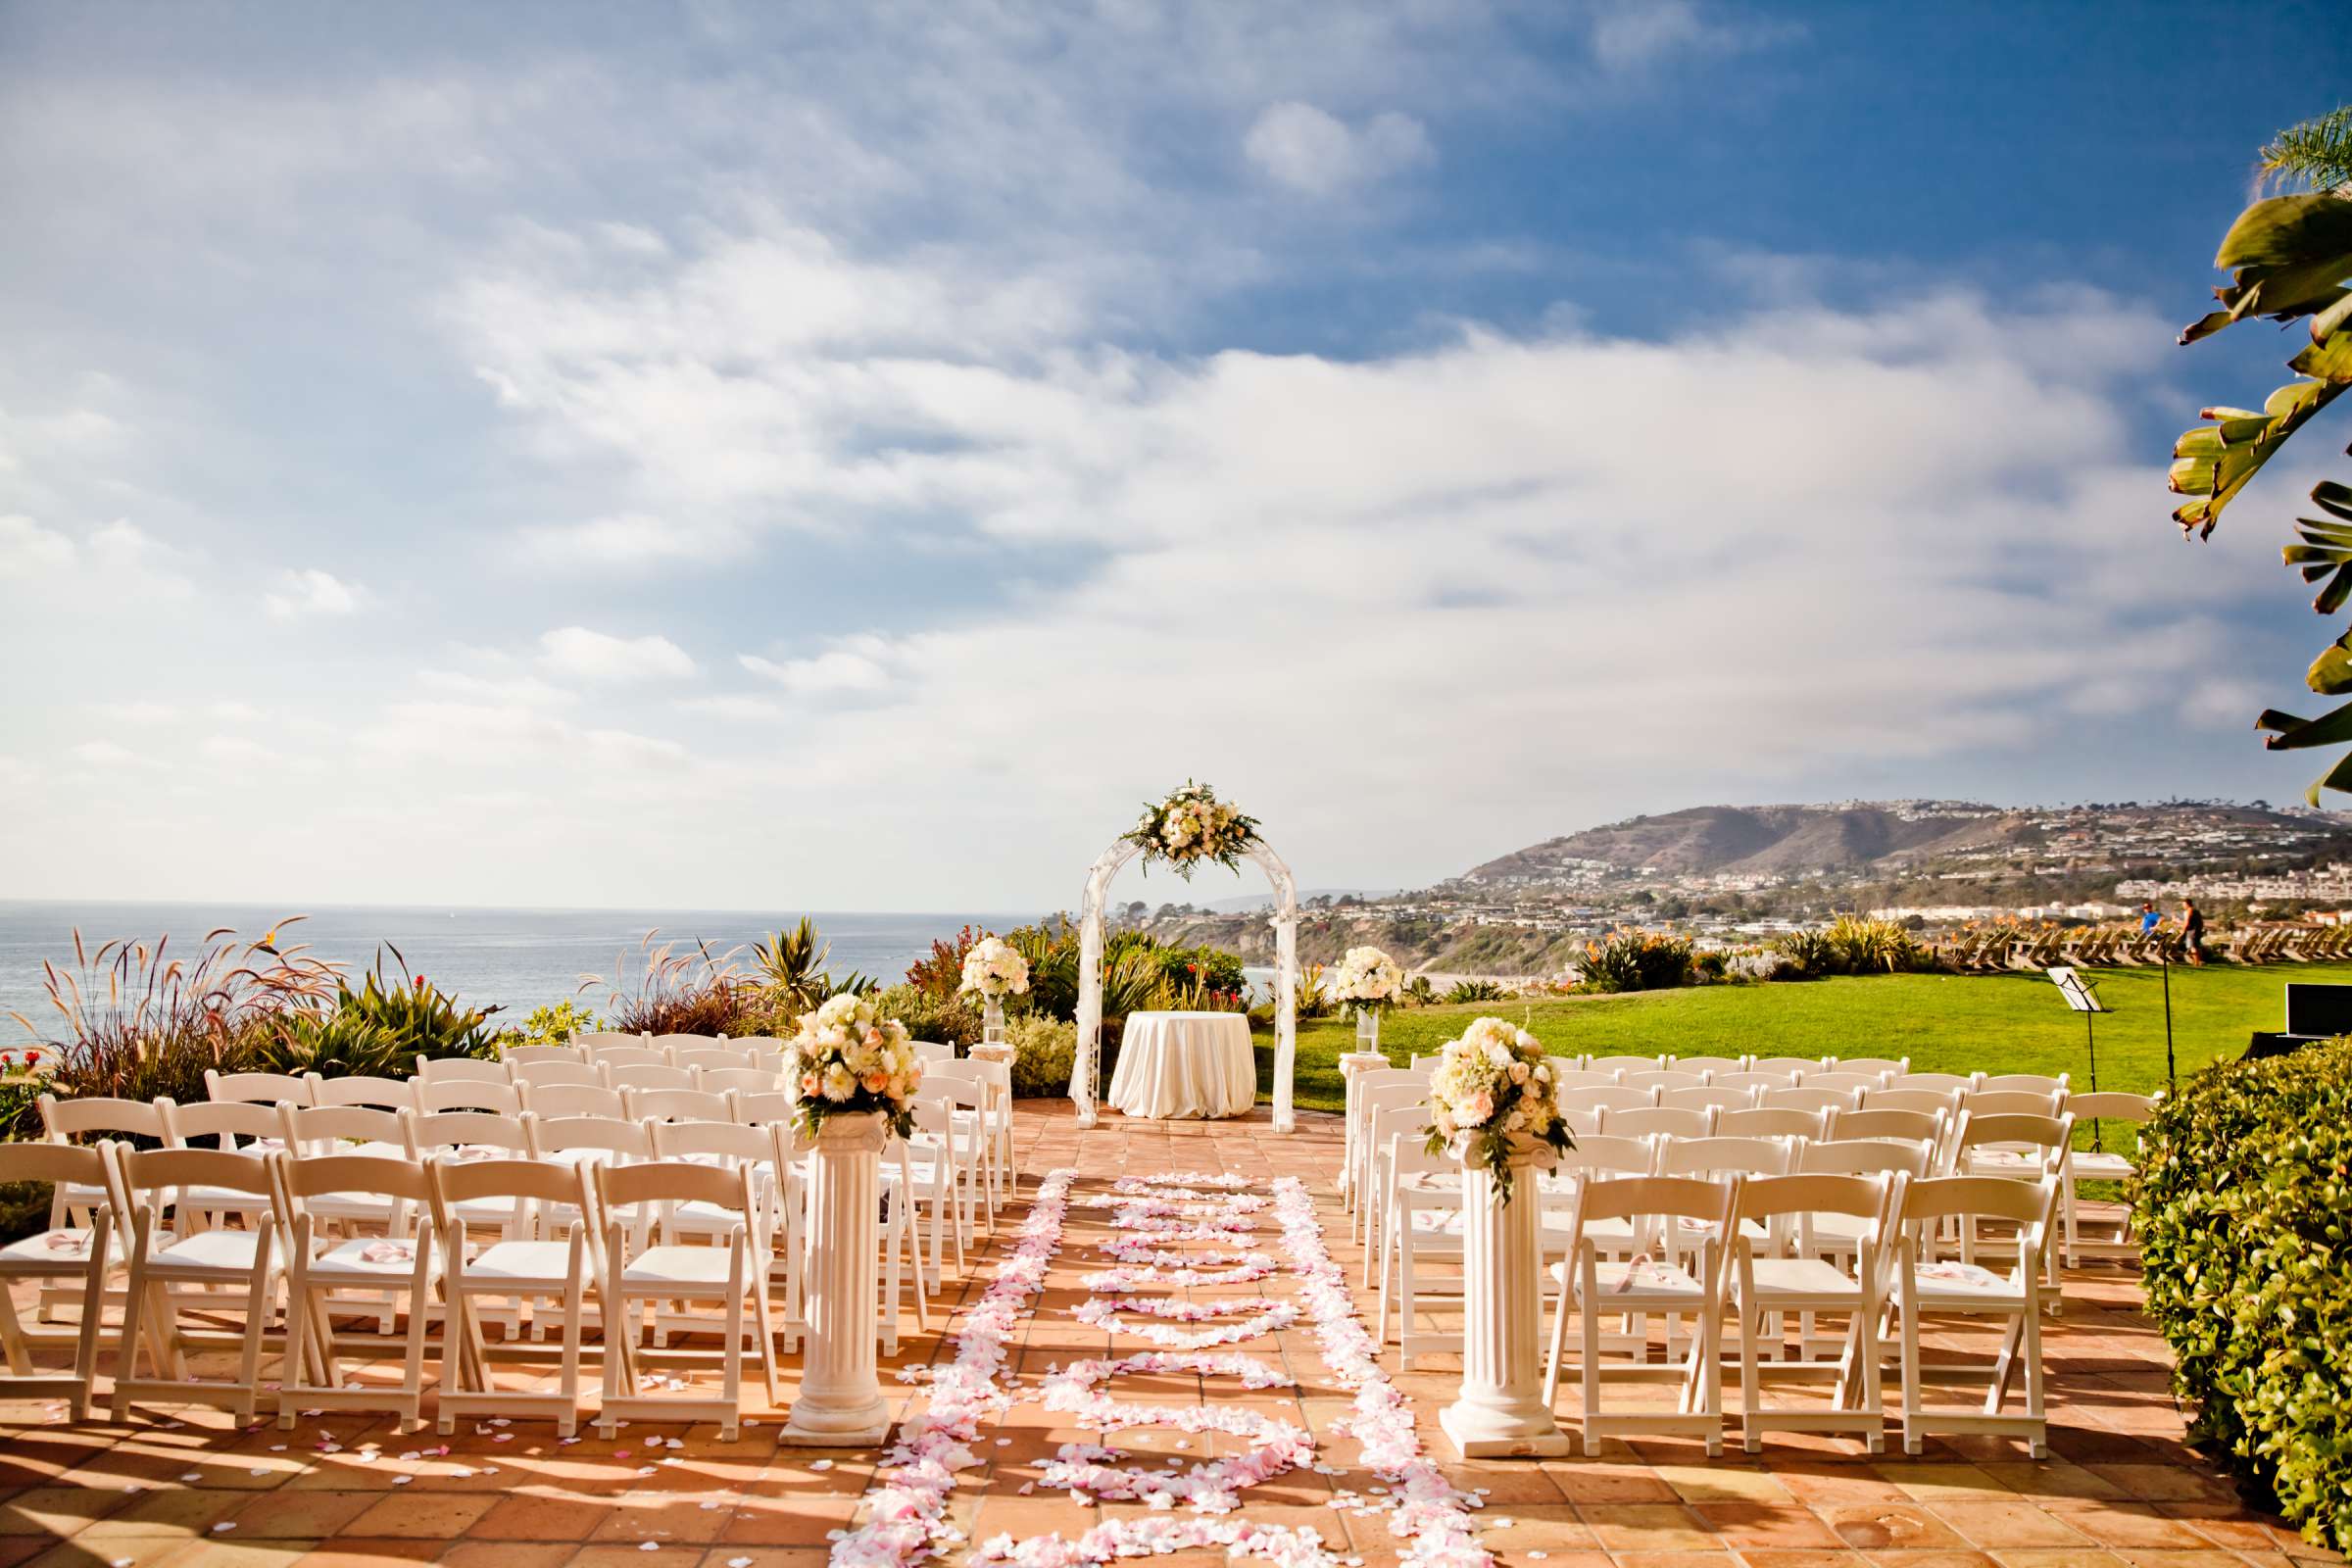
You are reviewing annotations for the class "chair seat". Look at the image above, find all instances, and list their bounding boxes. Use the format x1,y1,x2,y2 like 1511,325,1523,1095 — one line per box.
1554,1255,1705,1303
152,1229,270,1276
1910,1260,2027,1303
0,1227,124,1268
304,1237,440,1280
2070,1152,2132,1181
621,1245,738,1289
464,1240,578,1287
1733,1256,1862,1301
1964,1149,2046,1176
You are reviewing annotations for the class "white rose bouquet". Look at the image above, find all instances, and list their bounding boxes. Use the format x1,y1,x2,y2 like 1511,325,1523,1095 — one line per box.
1329,946,1403,1017
1422,1016,1573,1202
785,992,924,1140
956,935,1030,1004
1123,780,1262,879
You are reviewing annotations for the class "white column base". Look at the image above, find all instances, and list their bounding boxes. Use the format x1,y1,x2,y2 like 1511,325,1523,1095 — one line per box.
1440,1397,1573,1458
783,1110,893,1448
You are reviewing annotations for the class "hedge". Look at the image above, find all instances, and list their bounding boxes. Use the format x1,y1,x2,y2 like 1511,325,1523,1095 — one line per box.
2135,1038,2352,1549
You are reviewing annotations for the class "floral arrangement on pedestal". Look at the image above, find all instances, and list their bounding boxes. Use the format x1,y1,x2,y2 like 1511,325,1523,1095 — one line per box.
956,936,1030,1005
784,992,924,1140
1122,780,1261,879
1421,1016,1572,1202
1330,946,1403,1047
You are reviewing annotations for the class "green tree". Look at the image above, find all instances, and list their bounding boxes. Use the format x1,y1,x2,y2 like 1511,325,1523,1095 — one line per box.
2173,106,2352,801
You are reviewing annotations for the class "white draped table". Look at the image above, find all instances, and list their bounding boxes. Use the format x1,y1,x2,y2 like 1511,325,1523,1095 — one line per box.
1107,1010,1256,1119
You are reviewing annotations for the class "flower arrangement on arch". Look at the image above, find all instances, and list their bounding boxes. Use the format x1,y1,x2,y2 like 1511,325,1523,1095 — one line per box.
1123,780,1261,879
1329,946,1403,1017
784,992,924,1140
1422,1016,1572,1202
956,935,1030,1006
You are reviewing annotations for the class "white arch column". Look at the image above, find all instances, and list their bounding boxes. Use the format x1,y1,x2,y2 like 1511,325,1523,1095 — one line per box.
1067,837,1300,1132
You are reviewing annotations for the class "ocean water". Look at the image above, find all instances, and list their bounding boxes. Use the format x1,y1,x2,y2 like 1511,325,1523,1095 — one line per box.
0,902,1034,1038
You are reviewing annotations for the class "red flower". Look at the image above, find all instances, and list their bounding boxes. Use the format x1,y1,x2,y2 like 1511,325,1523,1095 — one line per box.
415,975,427,988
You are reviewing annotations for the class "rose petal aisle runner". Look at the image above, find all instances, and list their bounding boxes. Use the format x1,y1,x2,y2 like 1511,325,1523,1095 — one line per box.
936,1170,1493,1568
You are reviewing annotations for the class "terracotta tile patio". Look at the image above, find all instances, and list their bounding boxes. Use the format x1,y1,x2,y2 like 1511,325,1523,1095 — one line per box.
0,1103,2333,1568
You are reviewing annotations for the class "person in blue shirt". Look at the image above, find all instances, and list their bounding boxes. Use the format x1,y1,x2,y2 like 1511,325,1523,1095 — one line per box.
2140,902,2161,934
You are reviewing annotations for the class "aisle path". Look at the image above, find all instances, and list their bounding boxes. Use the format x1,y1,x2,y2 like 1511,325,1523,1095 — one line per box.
0,1102,2333,1568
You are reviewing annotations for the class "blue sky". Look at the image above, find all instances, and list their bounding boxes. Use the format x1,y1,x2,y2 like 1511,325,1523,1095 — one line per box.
1,1,2347,910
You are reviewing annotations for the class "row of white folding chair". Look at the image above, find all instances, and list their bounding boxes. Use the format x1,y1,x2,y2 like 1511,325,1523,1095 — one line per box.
116,1142,778,1437
1541,1169,2058,1457
511,1031,785,1064
40,1094,920,1379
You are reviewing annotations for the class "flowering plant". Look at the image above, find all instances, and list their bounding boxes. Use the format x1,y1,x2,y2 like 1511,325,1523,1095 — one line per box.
1329,946,1403,1016
1421,1016,1572,1202
784,992,924,1140
956,936,1030,1005
1123,781,1261,879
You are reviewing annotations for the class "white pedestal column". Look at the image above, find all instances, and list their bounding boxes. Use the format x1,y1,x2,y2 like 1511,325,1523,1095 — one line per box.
782,1110,891,1446
1440,1144,1570,1458
1335,1051,1392,1199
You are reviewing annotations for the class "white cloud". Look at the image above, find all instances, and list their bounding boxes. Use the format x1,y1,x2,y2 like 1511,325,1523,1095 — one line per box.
1243,102,1432,194
265,567,360,618
68,740,159,770
200,734,282,767
0,514,75,575
740,635,902,696
537,625,697,682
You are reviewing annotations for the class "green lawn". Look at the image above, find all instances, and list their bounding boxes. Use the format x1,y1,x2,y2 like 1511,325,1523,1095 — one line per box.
1255,960,2332,1131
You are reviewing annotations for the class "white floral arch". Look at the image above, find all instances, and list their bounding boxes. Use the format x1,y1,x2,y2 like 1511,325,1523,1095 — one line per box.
1068,837,1299,1133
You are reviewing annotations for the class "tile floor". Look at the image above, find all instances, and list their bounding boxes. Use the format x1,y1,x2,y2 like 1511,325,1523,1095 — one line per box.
0,1102,2331,1568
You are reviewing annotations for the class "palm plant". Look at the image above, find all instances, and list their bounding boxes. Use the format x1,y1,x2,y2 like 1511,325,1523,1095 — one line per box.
749,918,832,1013
2172,107,2352,800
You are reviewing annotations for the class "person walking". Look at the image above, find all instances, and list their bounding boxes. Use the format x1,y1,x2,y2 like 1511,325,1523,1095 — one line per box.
2180,898,2207,965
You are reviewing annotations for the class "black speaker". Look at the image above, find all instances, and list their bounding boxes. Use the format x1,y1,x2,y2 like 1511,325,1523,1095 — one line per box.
2283,983,2352,1039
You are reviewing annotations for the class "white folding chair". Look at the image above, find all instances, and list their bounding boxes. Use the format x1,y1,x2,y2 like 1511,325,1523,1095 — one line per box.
514,1059,605,1092
1374,1122,1463,1368
2061,1093,2155,1267
499,1044,586,1067
626,1087,736,1124
427,1155,598,1436
1544,1174,1740,1455
305,1074,415,1111
591,1158,779,1440
1714,1071,1799,1097
1559,1085,1660,1119
609,1063,698,1096
1967,1088,2066,1118
1668,1055,1746,1078
1863,1087,1965,1121
1760,1085,1860,1118
1603,1105,1714,1141
1888,1072,1979,1097
274,1103,418,1338
700,1066,783,1098
1730,1171,1895,1453
591,1046,670,1073
1890,1175,2057,1456
416,1055,510,1086
0,1142,120,1420
1979,1072,2069,1097
160,1100,285,1232
1586,1054,1664,1076
676,1047,759,1074
650,1032,722,1055
1826,1106,1949,1163
277,1152,441,1431
1718,1106,1827,1142
923,1061,998,1230
1624,1070,1710,1095
416,1078,526,1115
1662,1086,1758,1117
523,1082,628,1120
647,1118,792,1352
1829,1056,1907,1082
910,1040,956,1066
109,1147,286,1421
1801,1071,1886,1098
575,1031,653,1056
1952,1110,2073,1302
1354,1080,1428,1252
1750,1056,1827,1081
206,1070,313,1107
898,1098,971,1290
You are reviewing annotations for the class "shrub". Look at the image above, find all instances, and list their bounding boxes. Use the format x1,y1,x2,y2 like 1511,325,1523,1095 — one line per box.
1004,1014,1076,1099
254,950,501,1078
1822,915,1925,975
1773,928,1835,979
591,932,758,1036
873,984,982,1053
905,926,983,1000
10,917,336,1108
1401,975,1438,1007
1575,930,1693,993
1444,978,1515,1004
2136,1041,2352,1549
510,1000,600,1051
